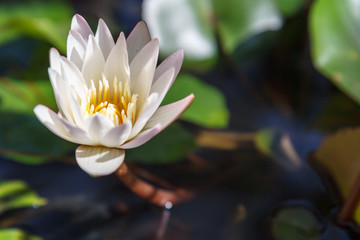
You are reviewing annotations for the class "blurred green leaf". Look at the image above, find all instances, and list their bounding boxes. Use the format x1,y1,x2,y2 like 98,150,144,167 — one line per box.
310,0,360,104
272,206,323,240
126,123,196,164
163,73,229,128
274,0,305,17
0,112,75,164
313,128,360,225
0,77,56,115
213,0,283,54
0,228,43,240
0,1,73,52
255,129,276,156
0,180,46,213
143,0,283,63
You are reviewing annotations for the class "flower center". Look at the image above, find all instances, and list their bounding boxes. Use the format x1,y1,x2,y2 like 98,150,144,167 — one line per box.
83,75,137,125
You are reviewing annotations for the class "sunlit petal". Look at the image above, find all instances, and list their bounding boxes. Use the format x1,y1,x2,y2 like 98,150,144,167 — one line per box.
76,145,125,176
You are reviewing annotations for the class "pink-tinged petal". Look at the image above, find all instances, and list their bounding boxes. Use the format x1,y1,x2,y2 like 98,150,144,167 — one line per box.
144,94,195,130
121,124,161,149
71,14,93,41
59,118,95,145
86,113,115,143
49,48,61,74
127,68,174,139
76,145,125,176
67,30,87,69
34,105,74,143
104,33,130,87
95,19,115,60
127,21,151,63
81,35,105,87
153,49,183,86
129,39,159,106
100,119,132,147
129,92,158,139
148,67,175,111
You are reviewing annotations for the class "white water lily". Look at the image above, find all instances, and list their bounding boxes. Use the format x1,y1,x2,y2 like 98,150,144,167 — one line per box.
34,14,194,176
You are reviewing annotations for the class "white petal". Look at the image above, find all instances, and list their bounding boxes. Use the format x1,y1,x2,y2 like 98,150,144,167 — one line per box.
121,124,161,149
86,113,115,143
104,33,130,86
67,30,87,69
67,89,86,128
129,39,159,106
50,48,61,74
60,56,87,98
144,94,194,130
82,35,105,87
59,118,95,145
34,105,74,142
71,14,93,41
153,49,183,86
95,19,115,60
48,69,73,121
76,145,125,176
100,119,132,148
127,21,151,63
129,92,158,139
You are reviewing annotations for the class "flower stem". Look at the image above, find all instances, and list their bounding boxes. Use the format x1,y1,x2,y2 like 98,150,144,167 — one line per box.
115,162,192,207
338,174,360,224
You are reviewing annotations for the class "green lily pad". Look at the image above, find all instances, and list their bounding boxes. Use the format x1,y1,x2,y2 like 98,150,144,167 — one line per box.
0,180,46,213
0,228,43,240
0,1,73,53
0,77,56,115
310,0,360,104
126,123,196,164
143,0,283,63
272,206,324,240
163,73,229,128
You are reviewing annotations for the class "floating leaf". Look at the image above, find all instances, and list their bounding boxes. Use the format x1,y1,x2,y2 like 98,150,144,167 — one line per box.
163,73,229,128
272,205,324,240
310,0,360,104
0,180,46,213
126,123,196,164
274,0,306,17
0,1,73,52
0,228,43,240
0,112,75,164
213,0,283,54
143,0,283,63
0,77,56,115
313,128,360,224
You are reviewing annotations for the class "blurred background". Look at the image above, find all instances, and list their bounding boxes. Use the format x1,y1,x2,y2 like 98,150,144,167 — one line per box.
1,0,360,239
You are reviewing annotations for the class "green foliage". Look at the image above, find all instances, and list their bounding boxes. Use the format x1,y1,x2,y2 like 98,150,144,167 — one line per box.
0,180,46,213
0,1,73,53
0,228,43,240
254,129,275,156
0,78,56,115
272,206,323,240
310,0,360,105
213,0,283,54
164,73,229,128
126,123,196,164
274,0,305,17
0,112,75,164
143,0,306,63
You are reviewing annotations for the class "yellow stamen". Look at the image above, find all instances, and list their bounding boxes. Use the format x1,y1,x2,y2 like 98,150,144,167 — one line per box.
83,75,137,125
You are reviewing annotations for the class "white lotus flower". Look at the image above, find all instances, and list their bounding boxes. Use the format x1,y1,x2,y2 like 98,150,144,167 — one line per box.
34,14,194,176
